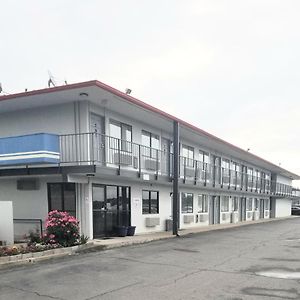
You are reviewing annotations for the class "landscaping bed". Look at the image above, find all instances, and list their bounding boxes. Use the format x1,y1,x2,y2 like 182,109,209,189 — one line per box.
0,210,89,265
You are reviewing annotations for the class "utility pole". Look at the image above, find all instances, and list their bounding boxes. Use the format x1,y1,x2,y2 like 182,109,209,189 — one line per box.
173,120,179,236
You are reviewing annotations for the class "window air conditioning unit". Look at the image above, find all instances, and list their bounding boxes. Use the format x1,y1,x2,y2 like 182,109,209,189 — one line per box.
184,167,195,178
145,217,160,227
17,179,40,190
113,152,133,165
183,215,194,223
231,212,239,223
145,159,160,171
222,213,229,221
253,211,260,220
199,214,208,222
247,211,253,219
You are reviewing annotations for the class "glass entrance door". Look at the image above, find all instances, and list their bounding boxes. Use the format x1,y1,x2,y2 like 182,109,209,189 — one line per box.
92,184,131,238
93,185,106,237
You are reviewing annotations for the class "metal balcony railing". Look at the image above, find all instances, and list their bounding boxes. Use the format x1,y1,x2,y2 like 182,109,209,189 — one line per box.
59,132,296,198
59,132,173,177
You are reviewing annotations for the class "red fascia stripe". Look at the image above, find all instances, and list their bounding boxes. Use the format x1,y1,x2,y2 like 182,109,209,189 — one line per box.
0,79,298,178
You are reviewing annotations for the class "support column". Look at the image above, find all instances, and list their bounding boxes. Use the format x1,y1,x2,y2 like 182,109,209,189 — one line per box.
173,121,179,236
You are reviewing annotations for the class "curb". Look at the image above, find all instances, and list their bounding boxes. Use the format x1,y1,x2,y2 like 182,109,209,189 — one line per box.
0,242,95,269
0,216,296,268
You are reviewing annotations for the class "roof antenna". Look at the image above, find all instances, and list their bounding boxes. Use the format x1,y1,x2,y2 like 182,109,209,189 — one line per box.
0,83,10,95
125,88,132,95
48,71,56,88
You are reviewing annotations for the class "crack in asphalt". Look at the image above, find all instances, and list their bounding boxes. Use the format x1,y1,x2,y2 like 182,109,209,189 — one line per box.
0,284,65,300
83,281,143,300
154,265,300,289
109,256,187,269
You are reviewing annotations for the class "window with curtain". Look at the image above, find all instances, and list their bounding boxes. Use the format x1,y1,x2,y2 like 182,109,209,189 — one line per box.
232,197,239,211
109,120,132,152
198,194,208,213
221,196,229,212
246,198,253,211
141,130,159,158
48,183,76,217
182,145,194,167
182,193,193,213
142,190,159,214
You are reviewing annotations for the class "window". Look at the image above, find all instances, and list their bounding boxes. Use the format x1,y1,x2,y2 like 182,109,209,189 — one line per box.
182,193,193,213
110,120,132,152
265,173,271,191
141,130,159,158
221,196,229,212
231,161,239,171
254,169,260,187
48,183,76,217
222,159,230,170
182,145,194,167
222,159,230,183
254,198,259,210
198,194,208,213
142,190,159,214
232,197,239,211
248,168,253,186
246,198,253,211
199,150,210,169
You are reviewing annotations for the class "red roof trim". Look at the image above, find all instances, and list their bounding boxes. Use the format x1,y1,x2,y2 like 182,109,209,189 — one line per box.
0,80,98,102
0,80,299,178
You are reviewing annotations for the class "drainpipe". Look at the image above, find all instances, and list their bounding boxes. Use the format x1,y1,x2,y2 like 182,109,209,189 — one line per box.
173,121,180,236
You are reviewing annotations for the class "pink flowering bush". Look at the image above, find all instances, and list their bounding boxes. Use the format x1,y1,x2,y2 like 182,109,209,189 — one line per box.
44,211,80,247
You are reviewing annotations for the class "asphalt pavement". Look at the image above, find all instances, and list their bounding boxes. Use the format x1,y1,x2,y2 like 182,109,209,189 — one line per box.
1,217,300,300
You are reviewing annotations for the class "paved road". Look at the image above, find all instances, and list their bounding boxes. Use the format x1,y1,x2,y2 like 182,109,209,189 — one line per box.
1,218,300,300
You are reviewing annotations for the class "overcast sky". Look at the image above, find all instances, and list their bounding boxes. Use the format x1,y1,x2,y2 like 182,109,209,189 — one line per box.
1,1,300,183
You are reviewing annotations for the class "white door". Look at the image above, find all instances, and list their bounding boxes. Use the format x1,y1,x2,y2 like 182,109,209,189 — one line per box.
161,138,171,176
90,114,105,163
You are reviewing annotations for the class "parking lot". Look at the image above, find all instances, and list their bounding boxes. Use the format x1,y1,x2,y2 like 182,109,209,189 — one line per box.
1,217,300,300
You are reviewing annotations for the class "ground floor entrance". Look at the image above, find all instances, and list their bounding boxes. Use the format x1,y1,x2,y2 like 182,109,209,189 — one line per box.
240,197,247,221
92,184,131,238
209,196,220,224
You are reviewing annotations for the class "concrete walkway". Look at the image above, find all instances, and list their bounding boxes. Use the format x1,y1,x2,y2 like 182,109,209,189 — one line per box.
93,217,293,250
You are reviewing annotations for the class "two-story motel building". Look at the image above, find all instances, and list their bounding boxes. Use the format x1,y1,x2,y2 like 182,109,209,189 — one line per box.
0,80,299,239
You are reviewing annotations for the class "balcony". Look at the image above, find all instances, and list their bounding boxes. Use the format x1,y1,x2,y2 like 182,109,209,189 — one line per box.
58,132,298,198
0,132,295,198
59,132,173,177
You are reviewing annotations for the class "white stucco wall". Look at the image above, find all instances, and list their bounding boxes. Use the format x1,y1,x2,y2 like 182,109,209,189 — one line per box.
0,176,62,240
0,103,76,137
275,198,292,217
0,177,51,220
0,201,14,245
277,175,293,186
